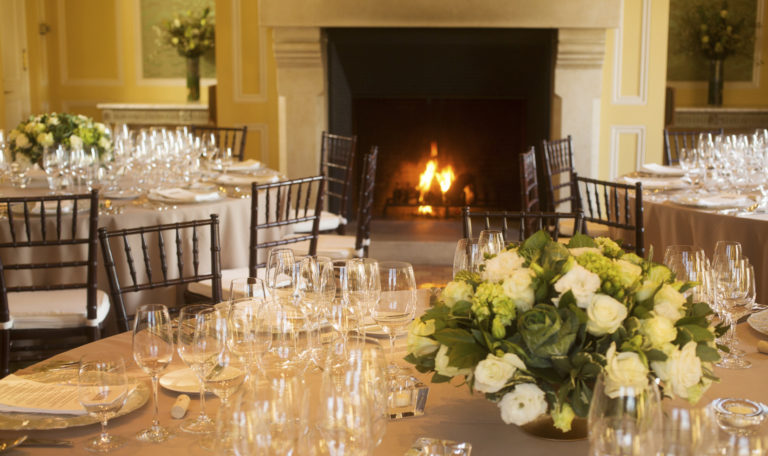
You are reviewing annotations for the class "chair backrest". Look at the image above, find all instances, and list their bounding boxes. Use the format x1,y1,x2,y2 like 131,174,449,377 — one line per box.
519,146,540,212
98,214,223,333
540,135,578,212
0,190,100,326
249,176,325,275
462,207,584,243
191,125,248,161
574,174,644,256
663,128,724,165
355,146,378,257
319,131,357,234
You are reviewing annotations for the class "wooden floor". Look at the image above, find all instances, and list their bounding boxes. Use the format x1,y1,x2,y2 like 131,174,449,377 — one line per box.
413,264,453,288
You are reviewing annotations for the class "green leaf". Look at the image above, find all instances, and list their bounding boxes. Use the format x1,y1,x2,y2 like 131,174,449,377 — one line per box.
551,355,572,377
696,343,721,362
571,380,593,417
567,232,597,248
690,301,714,317
433,328,475,346
675,315,708,327
541,242,570,272
431,373,453,383
679,324,715,342
422,304,450,322
645,349,668,362
451,300,472,316
448,343,486,369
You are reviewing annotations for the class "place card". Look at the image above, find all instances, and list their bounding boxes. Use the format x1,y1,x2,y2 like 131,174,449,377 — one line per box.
0,375,85,415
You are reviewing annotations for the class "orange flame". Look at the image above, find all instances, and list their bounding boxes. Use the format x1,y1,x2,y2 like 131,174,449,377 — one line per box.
416,142,454,215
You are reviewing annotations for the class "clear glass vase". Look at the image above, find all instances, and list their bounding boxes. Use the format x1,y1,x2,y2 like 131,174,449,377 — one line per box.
708,59,724,106
186,56,201,102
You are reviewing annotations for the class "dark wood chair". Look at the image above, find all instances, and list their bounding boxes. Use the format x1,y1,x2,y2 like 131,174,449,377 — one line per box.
462,207,585,243
0,190,103,378
318,131,357,234
574,174,645,256
354,146,378,258
98,215,223,333
519,146,540,212
663,128,724,165
191,125,248,161
540,135,578,212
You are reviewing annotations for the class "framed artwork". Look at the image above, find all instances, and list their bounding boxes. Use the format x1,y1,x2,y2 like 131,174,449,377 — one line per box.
139,0,216,79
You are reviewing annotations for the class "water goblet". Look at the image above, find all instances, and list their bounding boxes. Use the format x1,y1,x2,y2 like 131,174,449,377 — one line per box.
227,297,272,383
373,261,417,372
132,304,175,443
453,238,482,277
78,354,130,453
714,259,751,369
478,230,504,257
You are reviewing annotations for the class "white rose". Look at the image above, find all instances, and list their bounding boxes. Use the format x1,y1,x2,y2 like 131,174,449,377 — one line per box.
501,269,535,312
14,134,30,149
69,135,83,150
482,250,525,283
473,353,526,393
640,314,677,348
568,247,602,257
47,116,59,126
614,259,642,288
406,319,439,357
434,344,471,378
586,294,627,336
441,280,474,308
94,122,106,133
498,383,548,426
653,284,686,322
554,263,601,308
651,341,702,399
36,132,54,147
604,343,649,399
24,122,37,134
98,136,111,149
8,129,19,140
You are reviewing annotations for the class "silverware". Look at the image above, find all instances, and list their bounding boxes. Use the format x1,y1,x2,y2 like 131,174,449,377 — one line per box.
0,435,27,452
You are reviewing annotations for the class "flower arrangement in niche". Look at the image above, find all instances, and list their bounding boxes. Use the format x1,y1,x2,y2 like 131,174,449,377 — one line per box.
8,113,112,165
406,231,724,433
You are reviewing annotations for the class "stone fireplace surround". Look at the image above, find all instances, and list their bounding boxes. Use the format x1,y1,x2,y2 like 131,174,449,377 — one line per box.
259,0,620,181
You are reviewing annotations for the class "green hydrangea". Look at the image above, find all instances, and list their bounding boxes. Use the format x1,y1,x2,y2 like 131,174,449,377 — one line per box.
595,237,624,258
472,282,516,326
575,252,624,298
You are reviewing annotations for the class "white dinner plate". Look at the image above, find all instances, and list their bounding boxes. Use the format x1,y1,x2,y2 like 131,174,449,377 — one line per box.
669,193,754,209
159,367,244,394
147,189,225,204
747,309,768,336
102,190,142,200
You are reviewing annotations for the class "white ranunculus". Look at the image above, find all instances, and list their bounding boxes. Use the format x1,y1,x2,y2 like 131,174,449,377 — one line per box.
640,314,677,348
406,319,439,357
614,259,643,288
498,383,548,426
14,133,30,149
586,294,627,336
36,132,54,147
434,344,471,378
482,249,525,283
69,135,83,150
554,263,601,308
473,353,526,393
651,341,702,399
568,247,602,257
501,269,535,312
604,343,649,399
441,280,474,308
653,284,686,322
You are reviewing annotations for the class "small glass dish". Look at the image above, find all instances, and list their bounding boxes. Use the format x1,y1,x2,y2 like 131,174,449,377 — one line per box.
712,398,766,435
406,437,472,456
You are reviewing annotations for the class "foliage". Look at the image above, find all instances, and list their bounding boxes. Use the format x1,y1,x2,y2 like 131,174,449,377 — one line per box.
156,7,215,58
677,0,755,60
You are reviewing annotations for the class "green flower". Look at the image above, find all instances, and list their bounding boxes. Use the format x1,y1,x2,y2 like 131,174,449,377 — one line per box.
595,237,623,258
472,282,515,324
552,402,576,432
518,305,577,357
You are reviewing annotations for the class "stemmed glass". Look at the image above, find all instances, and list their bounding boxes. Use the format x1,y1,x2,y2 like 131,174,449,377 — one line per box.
478,230,504,257
177,305,221,433
317,365,374,456
227,277,268,303
296,256,335,367
227,297,272,383
330,259,366,338
266,248,298,301
738,258,762,311
78,354,130,453
714,257,751,369
42,146,67,193
453,238,482,277
132,304,175,443
373,261,417,370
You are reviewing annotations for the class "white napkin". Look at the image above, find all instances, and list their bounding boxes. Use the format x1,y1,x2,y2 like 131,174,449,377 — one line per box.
622,176,687,189
153,188,221,202
639,163,684,177
215,173,280,185
227,159,262,172
671,193,754,208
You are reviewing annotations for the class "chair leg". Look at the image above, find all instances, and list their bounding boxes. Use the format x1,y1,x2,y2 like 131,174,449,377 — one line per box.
87,326,100,343
0,329,9,378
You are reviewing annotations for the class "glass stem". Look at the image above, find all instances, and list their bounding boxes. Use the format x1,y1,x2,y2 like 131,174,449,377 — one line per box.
151,375,160,428
388,333,396,362
100,417,109,443
199,380,207,417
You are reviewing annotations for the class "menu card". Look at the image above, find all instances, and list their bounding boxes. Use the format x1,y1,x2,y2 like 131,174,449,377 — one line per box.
0,375,86,415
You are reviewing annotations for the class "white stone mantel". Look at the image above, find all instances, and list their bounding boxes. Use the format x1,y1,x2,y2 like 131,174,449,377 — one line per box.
260,0,620,180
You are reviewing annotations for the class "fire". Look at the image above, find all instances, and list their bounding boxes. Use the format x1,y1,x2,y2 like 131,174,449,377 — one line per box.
416,141,454,214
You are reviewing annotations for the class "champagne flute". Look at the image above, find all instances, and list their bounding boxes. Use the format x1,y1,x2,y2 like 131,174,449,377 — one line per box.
177,305,221,433
132,304,175,443
78,354,129,453
373,261,417,369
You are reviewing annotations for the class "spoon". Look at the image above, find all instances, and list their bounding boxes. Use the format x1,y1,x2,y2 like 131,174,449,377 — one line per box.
0,435,27,452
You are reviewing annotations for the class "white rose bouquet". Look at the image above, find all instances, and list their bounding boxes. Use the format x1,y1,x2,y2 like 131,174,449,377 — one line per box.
8,113,112,164
406,230,725,433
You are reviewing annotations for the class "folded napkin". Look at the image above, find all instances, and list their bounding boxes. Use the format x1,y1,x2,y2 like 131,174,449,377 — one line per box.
622,176,687,189
227,159,262,172
671,193,754,208
215,173,280,186
639,163,684,177
153,188,221,202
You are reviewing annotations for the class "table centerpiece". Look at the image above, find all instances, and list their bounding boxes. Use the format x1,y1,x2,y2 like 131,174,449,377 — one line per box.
406,231,724,437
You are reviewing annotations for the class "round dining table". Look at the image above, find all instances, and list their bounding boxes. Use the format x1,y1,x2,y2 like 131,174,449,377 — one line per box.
0,309,766,455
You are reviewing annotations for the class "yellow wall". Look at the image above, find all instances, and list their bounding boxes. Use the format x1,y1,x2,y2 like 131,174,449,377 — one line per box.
599,0,671,179
670,4,768,107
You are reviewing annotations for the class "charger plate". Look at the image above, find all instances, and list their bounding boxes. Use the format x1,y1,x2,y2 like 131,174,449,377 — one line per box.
747,309,768,336
0,370,149,430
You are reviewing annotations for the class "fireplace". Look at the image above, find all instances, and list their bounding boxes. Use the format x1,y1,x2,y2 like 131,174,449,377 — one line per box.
327,28,555,217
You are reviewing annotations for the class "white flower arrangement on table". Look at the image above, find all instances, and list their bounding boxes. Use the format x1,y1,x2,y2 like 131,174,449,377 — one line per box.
8,113,112,165
406,231,725,433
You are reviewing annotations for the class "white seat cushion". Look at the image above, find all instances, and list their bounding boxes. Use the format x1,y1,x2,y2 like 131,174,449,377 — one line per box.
289,234,358,260
8,289,111,330
187,267,266,299
292,211,345,233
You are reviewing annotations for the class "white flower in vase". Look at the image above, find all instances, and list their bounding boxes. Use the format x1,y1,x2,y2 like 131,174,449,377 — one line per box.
554,263,601,308
498,383,548,426
604,343,649,399
653,284,686,321
651,341,703,399
586,294,627,336
473,353,526,393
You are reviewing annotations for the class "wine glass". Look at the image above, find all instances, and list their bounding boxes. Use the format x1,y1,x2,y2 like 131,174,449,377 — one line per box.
227,297,272,383
227,277,268,303
373,261,417,370
737,258,761,311
714,258,751,369
260,297,311,373
663,245,707,271
478,230,504,257
132,304,175,443
177,305,221,433
317,366,374,456
42,146,66,193
266,248,298,302
660,406,720,456
712,241,742,272
296,256,335,367
453,238,482,278
331,259,366,338
78,354,130,453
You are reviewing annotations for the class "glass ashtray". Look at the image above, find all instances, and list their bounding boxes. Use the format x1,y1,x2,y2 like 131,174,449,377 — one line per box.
712,398,766,434
405,437,472,456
